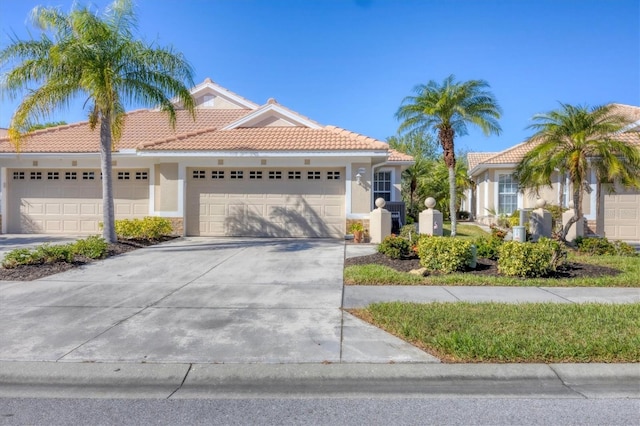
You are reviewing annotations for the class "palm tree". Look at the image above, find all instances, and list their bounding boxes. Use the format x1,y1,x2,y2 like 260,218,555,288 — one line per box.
396,75,502,236
418,158,472,220
387,133,438,219
1,0,195,242
514,103,640,241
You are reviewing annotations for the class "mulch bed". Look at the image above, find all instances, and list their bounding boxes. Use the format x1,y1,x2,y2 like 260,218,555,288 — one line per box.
0,237,176,282
344,252,621,279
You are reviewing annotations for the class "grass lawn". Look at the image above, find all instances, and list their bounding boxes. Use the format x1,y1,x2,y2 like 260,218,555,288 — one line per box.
345,253,640,287
442,223,489,239
350,302,640,363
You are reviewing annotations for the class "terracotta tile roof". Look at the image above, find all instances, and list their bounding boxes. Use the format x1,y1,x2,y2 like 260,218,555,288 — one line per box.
139,126,390,151
610,103,640,123
467,152,498,170
388,148,414,162
0,87,409,160
0,109,251,153
474,140,537,166
468,127,640,174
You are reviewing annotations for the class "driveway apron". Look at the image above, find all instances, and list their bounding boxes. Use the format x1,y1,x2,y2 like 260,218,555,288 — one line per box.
0,238,348,363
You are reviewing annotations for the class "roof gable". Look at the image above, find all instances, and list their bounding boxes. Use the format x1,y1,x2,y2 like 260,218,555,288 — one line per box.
189,77,259,110
222,99,323,130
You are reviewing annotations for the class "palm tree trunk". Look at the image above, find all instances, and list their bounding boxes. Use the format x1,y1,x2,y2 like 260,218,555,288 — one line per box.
439,126,457,236
561,188,582,242
448,165,457,236
100,116,117,243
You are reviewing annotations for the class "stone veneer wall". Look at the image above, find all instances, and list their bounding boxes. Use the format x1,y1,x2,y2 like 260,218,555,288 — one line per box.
166,217,184,236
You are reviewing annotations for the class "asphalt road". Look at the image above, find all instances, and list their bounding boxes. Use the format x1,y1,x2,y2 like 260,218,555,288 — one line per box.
1,397,639,425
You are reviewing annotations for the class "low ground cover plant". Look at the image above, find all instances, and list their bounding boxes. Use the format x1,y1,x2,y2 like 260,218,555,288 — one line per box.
351,302,640,363
1,236,108,269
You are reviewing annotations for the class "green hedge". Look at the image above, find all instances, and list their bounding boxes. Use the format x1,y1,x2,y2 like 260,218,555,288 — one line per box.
473,235,503,260
417,236,473,273
576,236,637,257
498,238,566,278
113,217,173,240
378,235,412,259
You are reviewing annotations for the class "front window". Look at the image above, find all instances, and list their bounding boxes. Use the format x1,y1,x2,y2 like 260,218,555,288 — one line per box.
373,171,392,202
498,174,518,215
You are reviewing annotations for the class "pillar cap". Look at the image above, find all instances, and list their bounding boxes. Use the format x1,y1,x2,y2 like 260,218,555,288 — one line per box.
535,198,546,209
375,198,386,209
425,197,436,209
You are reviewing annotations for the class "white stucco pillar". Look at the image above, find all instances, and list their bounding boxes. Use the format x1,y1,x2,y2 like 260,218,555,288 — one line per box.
562,201,584,242
530,199,552,241
370,198,391,244
419,197,443,236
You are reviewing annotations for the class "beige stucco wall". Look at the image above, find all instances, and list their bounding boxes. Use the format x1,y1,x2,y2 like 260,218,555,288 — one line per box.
195,94,244,109
350,162,371,214
390,165,403,202
250,116,295,127
154,163,179,212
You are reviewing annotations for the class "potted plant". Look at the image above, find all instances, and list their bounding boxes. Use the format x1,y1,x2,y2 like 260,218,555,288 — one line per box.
349,222,365,243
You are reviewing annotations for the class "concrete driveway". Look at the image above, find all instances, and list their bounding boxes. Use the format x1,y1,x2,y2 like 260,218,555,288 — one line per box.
0,237,434,364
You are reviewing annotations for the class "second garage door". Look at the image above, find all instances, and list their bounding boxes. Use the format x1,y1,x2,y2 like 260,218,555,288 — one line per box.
604,185,640,241
186,168,345,238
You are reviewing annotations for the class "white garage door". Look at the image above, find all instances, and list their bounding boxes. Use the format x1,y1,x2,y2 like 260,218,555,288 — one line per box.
187,168,345,238
604,186,640,241
6,168,150,234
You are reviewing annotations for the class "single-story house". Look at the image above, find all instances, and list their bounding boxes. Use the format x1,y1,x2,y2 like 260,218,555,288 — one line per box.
466,103,640,241
0,78,413,237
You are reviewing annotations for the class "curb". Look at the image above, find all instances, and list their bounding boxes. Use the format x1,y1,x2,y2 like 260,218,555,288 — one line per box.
1,361,638,399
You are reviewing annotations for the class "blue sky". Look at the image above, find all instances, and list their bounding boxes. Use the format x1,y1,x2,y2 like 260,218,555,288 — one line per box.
1,0,638,152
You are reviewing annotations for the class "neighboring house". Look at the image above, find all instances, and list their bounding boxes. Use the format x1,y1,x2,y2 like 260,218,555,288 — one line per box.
466,104,640,241
0,79,413,237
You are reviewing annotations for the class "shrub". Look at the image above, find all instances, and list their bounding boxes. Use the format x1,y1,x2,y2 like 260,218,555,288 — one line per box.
378,235,412,259
536,237,568,270
73,235,108,259
1,248,36,269
398,224,418,241
113,216,173,240
497,237,566,278
33,243,74,264
490,224,507,240
508,210,520,227
473,235,503,260
612,241,638,257
576,236,638,257
417,237,473,273
545,204,566,234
